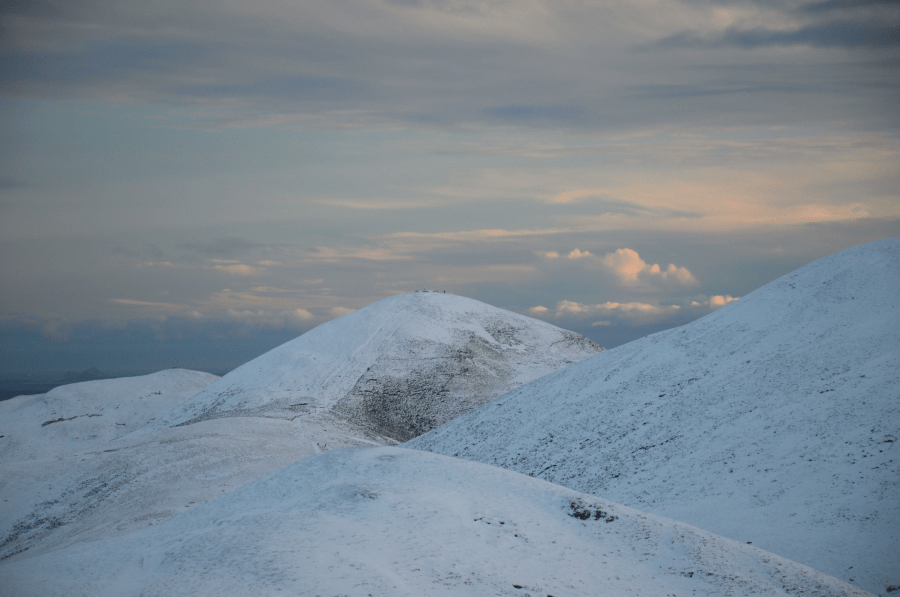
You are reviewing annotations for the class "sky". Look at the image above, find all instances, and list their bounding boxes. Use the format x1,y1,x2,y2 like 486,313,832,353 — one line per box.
1,0,898,377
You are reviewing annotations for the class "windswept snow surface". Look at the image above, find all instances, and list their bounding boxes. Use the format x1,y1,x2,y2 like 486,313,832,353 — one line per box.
407,237,900,596
0,369,218,463
150,291,602,441
0,446,872,597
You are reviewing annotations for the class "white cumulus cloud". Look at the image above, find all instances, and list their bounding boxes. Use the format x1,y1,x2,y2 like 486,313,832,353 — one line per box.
599,248,697,287
552,299,682,324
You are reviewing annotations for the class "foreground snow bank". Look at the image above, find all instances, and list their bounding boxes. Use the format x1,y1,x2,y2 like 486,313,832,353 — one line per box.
407,237,900,595
0,446,871,597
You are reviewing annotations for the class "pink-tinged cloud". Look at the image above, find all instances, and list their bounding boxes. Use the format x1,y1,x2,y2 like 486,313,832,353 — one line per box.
696,295,739,309
599,248,697,287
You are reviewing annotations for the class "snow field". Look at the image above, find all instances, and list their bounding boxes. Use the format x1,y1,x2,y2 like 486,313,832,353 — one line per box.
407,237,900,595
0,446,872,597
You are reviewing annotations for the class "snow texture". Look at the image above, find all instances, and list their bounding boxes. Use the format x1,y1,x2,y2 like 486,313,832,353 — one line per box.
0,293,600,563
407,237,900,596
0,369,218,463
0,446,873,597
150,290,602,441
0,381,394,562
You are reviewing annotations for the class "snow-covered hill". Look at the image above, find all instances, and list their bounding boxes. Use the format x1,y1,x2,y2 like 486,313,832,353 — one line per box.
151,291,602,441
0,293,600,562
0,369,218,463
0,446,871,597
407,237,900,596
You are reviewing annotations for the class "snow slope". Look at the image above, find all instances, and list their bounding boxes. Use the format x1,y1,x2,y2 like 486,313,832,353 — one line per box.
150,291,602,441
407,237,900,596
0,446,871,597
0,382,394,562
0,369,218,463
0,293,599,562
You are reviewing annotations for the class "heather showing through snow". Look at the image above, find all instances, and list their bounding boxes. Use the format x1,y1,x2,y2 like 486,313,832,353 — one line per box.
407,237,900,595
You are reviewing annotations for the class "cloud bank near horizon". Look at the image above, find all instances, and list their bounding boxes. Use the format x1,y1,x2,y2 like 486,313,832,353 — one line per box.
0,0,897,375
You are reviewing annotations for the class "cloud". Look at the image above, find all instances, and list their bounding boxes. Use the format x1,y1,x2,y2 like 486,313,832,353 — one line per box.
110,298,189,312
550,299,682,324
659,21,900,50
695,295,739,309
208,261,266,276
601,248,697,287
181,238,266,258
224,308,313,330
0,313,76,341
549,247,698,288
2,0,892,135
530,292,740,327
291,308,315,322
328,306,355,317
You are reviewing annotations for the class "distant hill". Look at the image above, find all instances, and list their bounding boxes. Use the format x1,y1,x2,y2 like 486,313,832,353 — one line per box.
150,291,603,442
407,237,900,596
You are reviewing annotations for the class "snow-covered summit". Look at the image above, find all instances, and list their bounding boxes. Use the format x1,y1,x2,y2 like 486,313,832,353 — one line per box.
150,291,602,441
407,237,900,595
0,446,871,597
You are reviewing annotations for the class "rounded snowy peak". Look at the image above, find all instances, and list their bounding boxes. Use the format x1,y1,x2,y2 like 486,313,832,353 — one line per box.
408,236,900,594
153,291,602,440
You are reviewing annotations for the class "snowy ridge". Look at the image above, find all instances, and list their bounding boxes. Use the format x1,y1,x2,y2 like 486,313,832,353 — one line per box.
407,237,900,596
150,291,602,441
0,446,872,597
0,409,403,562
0,369,218,463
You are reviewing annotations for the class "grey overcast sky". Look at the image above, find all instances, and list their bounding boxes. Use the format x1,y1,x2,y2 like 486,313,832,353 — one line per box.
1,0,898,376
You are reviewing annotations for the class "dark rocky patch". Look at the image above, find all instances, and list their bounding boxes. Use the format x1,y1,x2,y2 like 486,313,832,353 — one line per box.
568,499,617,523
40,416,78,427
